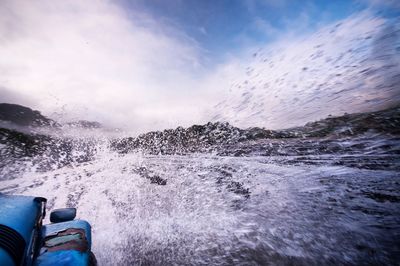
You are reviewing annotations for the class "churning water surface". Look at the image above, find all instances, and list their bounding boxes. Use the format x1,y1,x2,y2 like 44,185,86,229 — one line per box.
1,140,399,265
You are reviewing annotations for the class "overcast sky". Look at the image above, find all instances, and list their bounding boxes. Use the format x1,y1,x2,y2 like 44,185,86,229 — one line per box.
0,0,399,132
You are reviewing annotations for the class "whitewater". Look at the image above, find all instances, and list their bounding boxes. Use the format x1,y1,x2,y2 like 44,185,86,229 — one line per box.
0,135,399,265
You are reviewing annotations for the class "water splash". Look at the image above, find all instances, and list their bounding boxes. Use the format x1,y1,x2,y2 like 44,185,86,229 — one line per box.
213,13,400,129
1,139,399,264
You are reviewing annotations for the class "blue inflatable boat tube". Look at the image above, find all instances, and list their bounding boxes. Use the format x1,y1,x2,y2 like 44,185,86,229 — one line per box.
0,194,96,266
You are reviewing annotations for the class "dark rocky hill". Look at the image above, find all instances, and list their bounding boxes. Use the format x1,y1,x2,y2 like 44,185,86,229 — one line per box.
287,105,400,138
0,103,57,127
1,104,399,175
111,106,400,155
0,127,97,179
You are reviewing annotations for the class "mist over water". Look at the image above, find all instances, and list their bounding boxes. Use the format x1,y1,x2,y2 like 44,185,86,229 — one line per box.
1,2,400,265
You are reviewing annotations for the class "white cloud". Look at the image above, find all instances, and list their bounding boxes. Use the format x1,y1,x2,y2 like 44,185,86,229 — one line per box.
252,17,279,37
361,0,400,9
0,0,221,133
244,0,287,12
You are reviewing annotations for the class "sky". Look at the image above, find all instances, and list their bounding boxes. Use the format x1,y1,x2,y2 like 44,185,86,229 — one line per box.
0,0,399,132
120,0,365,57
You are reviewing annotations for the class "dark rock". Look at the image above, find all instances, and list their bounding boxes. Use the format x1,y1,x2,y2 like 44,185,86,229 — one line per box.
0,103,58,127
149,175,167,185
111,105,400,157
0,127,97,179
131,166,167,185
